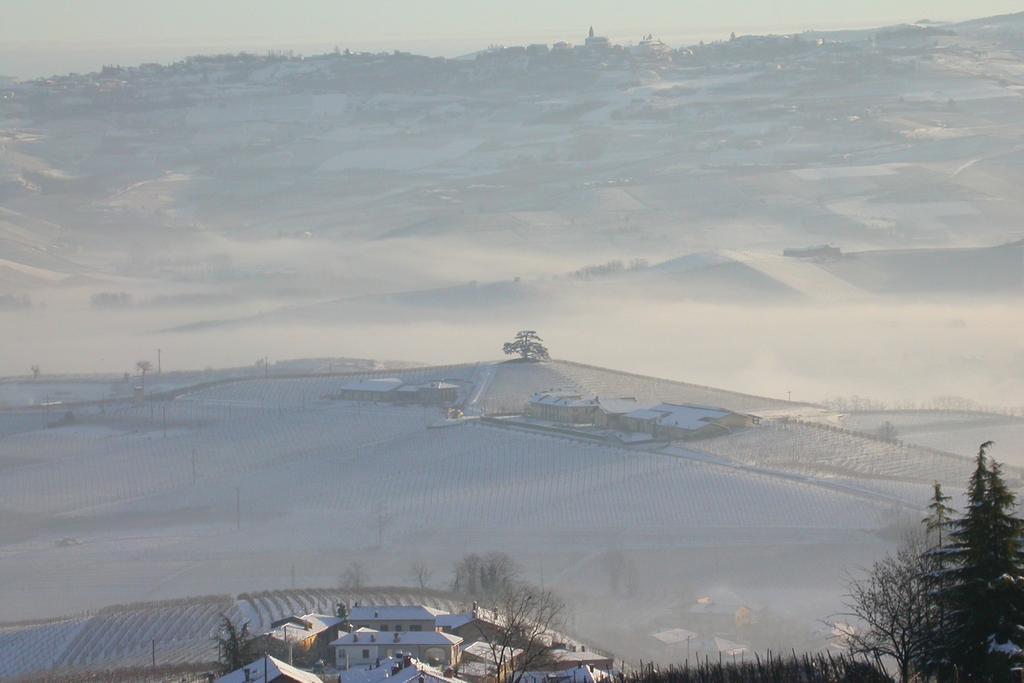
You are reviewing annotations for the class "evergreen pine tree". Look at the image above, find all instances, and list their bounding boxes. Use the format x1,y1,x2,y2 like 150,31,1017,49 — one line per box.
919,482,957,677
937,442,1024,680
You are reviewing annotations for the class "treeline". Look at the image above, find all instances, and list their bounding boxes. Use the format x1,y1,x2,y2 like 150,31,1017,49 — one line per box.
624,654,887,683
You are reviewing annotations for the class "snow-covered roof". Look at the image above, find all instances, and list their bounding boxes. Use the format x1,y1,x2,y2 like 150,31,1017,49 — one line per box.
712,637,749,657
338,378,404,393
651,628,698,645
595,397,644,415
349,605,450,622
398,382,459,392
549,650,612,665
624,403,731,431
331,627,462,648
216,654,323,683
528,391,596,408
435,613,476,631
267,613,343,641
338,656,468,683
462,640,523,662
519,666,612,683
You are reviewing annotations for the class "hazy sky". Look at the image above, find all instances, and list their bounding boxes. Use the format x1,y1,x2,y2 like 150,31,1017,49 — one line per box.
1,0,1021,78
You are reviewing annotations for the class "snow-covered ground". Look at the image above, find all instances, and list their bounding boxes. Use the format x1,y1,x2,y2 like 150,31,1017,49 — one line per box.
0,359,1005,676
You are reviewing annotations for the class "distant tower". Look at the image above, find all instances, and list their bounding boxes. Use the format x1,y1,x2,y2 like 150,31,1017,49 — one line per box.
589,26,595,38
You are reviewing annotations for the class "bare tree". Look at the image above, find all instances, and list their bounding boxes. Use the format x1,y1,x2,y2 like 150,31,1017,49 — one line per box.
339,561,367,590
410,561,433,590
473,584,565,683
135,360,153,390
453,552,518,596
876,420,898,442
30,365,40,380
829,537,931,683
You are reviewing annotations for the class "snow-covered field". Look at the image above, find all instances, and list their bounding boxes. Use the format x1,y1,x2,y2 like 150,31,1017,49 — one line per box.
0,359,1000,677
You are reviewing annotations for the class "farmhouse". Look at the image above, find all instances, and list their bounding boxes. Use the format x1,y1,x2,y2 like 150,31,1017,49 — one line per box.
260,613,343,663
526,391,599,423
331,627,463,669
619,403,751,441
333,378,404,401
524,393,750,441
348,605,451,632
329,379,459,405
215,654,322,683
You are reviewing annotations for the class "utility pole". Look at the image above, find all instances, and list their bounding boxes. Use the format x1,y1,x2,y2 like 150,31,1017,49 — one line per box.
151,639,156,668
157,348,162,375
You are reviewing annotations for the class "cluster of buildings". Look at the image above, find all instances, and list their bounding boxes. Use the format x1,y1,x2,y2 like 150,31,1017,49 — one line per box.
524,392,754,442
479,27,673,65
217,603,613,683
325,378,460,405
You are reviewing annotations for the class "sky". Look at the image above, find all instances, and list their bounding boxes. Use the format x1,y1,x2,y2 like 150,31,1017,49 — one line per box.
1,0,1022,78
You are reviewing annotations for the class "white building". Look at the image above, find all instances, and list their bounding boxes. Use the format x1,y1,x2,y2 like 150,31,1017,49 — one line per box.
331,627,463,670
348,605,451,632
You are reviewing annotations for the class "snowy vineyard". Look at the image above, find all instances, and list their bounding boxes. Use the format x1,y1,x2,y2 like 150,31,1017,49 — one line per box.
691,420,978,485
0,589,467,680
472,361,791,416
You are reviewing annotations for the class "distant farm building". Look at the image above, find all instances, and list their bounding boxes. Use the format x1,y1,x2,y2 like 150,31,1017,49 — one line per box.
618,403,751,440
525,392,751,440
526,392,599,423
327,378,459,405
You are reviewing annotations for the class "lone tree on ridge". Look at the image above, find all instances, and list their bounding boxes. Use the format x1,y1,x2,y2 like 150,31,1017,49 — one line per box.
502,330,549,362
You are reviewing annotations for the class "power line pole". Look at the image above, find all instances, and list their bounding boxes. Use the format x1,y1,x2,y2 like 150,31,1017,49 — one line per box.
157,348,162,375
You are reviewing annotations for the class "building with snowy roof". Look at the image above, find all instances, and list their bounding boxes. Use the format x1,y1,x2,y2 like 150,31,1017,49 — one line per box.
526,391,600,423
348,605,451,632
328,379,458,405
331,627,463,670
519,666,613,683
215,654,323,683
619,403,752,440
261,613,344,662
336,655,468,683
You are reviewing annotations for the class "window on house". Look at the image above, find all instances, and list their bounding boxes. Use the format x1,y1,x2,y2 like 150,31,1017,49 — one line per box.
362,649,370,659
395,624,403,632
381,624,389,631
410,625,422,631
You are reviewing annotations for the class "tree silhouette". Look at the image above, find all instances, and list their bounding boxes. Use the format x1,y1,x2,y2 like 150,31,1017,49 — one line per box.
502,330,549,362
214,616,255,674
135,360,153,390
30,365,40,380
